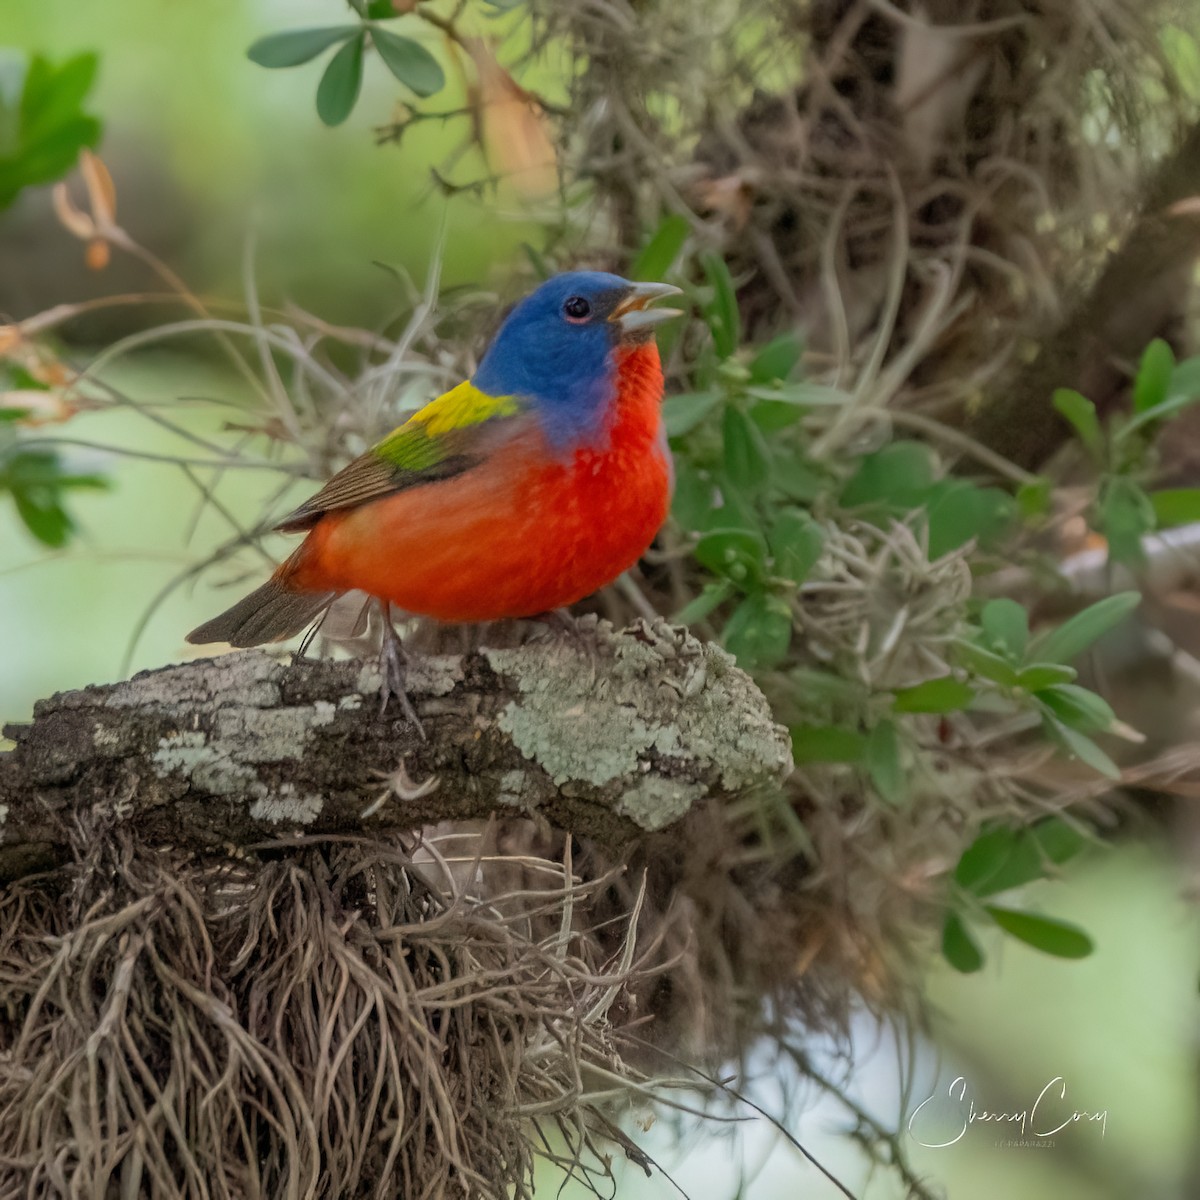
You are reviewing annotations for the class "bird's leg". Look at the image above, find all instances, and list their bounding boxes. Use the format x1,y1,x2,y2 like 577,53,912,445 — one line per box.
531,607,599,681
538,607,581,638
378,601,426,740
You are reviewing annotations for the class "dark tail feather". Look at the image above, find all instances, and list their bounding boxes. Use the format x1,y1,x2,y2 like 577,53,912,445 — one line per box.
186,578,337,648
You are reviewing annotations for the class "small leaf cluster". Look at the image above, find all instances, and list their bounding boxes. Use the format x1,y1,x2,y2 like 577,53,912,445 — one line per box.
655,244,1014,677
956,593,1139,781
0,51,101,209
632,225,1152,970
663,253,831,672
1051,338,1200,565
246,2,447,128
0,366,106,548
942,818,1093,973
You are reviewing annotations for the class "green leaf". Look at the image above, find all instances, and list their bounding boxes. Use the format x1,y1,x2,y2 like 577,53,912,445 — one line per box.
1133,338,1175,414
722,591,793,670
942,913,985,973
773,457,826,504
20,52,98,146
2,451,108,494
694,528,767,585
630,214,690,281
0,115,99,203
663,390,722,438
791,725,867,764
1016,663,1077,690
840,441,936,509
984,906,1094,959
744,382,849,407
867,719,906,805
365,0,395,16
768,510,823,583
12,488,72,547
749,334,803,384
673,579,733,625
700,252,741,359
1053,388,1102,456
954,638,1020,687
0,52,102,208
1,449,67,488
981,598,1029,661
1030,592,1140,664
3,365,48,391
1121,349,1200,435
893,676,974,714
1016,476,1052,520
315,32,366,126
370,28,445,97
749,398,805,433
247,26,360,68
925,480,1015,558
722,406,770,492
1149,487,1200,528
956,818,1088,898
1044,717,1120,779
1099,476,1154,567
1036,683,1115,734
0,407,30,423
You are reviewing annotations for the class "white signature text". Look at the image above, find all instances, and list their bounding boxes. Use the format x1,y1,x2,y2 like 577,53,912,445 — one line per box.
908,1076,1108,1149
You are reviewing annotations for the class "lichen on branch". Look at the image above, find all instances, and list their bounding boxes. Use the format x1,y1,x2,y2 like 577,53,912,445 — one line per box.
0,617,792,881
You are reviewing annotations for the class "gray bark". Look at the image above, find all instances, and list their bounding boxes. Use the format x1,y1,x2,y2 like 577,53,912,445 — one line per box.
0,618,793,882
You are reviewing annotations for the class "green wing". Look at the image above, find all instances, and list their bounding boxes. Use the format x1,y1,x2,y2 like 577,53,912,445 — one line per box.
275,382,522,532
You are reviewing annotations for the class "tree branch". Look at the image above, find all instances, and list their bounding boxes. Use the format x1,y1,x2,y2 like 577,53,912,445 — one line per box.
0,618,793,882
967,117,1200,469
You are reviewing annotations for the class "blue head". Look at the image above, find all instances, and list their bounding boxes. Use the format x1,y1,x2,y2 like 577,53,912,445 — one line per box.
473,271,681,451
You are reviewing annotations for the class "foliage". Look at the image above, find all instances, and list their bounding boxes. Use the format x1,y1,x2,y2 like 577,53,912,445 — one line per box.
0,50,106,546
645,239,1151,969
0,360,108,547
246,1,456,127
942,817,1094,972
0,50,100,209
1053,338,1200,565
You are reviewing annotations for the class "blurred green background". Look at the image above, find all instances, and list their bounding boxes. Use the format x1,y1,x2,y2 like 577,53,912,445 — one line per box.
2,3,1198,1197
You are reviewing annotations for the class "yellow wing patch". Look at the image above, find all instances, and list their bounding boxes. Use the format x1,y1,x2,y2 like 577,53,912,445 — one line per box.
413,381,520,438
274,382,522,532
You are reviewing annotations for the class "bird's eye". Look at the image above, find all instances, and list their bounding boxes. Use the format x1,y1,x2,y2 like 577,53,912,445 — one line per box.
563,295,592,321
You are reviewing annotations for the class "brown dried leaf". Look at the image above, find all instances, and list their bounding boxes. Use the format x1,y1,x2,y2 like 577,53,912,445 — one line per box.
468,40,557,200
80,149,117,227
51,182,95,240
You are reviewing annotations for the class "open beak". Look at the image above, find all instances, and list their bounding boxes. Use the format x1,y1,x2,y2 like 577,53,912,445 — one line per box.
611,281,684,335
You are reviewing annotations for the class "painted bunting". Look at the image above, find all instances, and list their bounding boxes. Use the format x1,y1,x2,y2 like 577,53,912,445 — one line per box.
187,272,682,658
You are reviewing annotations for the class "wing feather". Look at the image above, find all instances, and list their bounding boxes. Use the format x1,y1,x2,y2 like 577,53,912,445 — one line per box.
275,382,523,532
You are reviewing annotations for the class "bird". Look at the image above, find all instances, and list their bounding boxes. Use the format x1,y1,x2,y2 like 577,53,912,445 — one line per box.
186,271,683,719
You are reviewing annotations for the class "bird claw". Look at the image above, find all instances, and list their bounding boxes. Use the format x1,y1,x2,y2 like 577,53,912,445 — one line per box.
531,608,599,681
532,607,584,647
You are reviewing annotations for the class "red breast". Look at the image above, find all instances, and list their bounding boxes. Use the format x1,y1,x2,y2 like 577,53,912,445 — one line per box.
290,343,671,621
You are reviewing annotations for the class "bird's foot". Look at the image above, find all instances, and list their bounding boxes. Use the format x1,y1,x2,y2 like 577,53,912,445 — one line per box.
531,609,600,679
531,607,587,644
378,608,426,741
